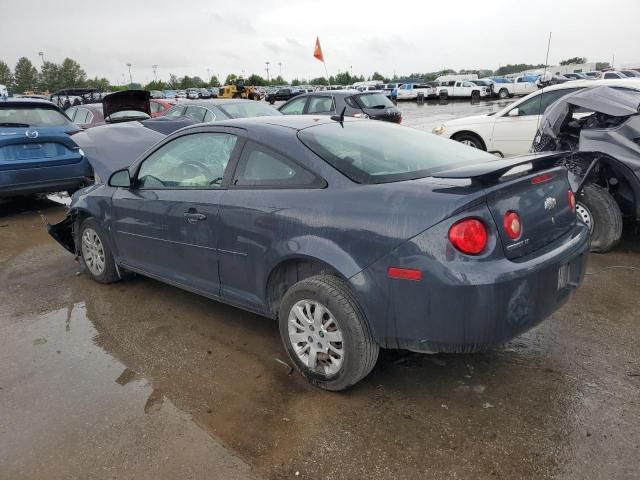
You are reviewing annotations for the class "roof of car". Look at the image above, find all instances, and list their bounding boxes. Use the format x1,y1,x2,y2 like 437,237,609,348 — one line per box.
168,99,266,108
187,114,340,131
0,97,60,108
533,78,640,92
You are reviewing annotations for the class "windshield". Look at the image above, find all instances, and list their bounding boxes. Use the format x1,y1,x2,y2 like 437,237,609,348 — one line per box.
217,102,281,118
356,93,394,109
0,105,72,127
298,120,495,184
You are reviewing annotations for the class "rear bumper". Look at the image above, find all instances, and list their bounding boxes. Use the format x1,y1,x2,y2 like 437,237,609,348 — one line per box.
0,158,93,197
351,222,590,352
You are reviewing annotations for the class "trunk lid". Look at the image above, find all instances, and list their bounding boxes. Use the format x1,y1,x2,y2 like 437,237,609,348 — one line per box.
484,167,575,259
0,126,82,171
433,152,576,259
102,90,151,121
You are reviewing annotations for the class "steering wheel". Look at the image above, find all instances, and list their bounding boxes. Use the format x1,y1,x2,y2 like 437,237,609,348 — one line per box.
180,161,213,179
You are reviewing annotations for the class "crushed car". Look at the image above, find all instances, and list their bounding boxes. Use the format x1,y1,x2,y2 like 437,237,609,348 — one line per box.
532,85,640,252
48,116,589,390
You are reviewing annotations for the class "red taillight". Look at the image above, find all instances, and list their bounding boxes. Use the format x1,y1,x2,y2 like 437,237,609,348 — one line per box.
568,190,576,212
503,211,522,240
387,267,423,281
448,218,488,255
531,173,554,184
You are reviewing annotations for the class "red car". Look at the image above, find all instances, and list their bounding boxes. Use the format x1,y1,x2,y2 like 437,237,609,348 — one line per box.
150,99,175,117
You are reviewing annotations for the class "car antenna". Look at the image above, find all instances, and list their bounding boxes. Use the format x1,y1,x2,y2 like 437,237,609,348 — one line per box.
330,106,347,126
535,31,552,135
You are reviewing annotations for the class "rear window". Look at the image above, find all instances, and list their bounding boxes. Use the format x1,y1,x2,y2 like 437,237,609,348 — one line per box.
356,93,394,109
298,121,495,184
217,102,281,118
0,105,72,127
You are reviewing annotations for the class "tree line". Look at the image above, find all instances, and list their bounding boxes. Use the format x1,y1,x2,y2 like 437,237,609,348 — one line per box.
0,56,612,94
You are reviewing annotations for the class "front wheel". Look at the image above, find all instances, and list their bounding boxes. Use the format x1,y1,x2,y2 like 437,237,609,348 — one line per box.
268,98,275,105
78,218,120,283
577,184,623,253
452,132,486,150
498,88,509,99
279,275,379,391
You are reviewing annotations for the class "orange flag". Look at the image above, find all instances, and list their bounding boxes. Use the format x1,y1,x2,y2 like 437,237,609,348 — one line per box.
313,37,324,62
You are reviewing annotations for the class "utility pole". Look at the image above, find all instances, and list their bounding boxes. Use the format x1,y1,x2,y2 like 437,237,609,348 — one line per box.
611,54,615,69
126,63,133,84
38,52,45,65
278,62,282,77
265,61,270,82
152,64,158,82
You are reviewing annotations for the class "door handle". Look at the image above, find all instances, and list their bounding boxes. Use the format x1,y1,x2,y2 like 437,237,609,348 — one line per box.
184,211,207,223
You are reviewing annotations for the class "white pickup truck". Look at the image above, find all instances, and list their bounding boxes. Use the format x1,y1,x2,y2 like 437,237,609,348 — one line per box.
435,80,490,99
396,83,438,100
489,76,539,98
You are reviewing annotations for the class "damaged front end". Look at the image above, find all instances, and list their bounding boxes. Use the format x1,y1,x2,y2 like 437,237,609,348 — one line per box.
47,212,77,255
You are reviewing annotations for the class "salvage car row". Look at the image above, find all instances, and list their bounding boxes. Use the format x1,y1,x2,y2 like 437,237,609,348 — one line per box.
2,78,638,390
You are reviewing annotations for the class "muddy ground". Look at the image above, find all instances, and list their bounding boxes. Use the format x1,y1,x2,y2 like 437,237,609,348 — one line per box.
1,100,639,479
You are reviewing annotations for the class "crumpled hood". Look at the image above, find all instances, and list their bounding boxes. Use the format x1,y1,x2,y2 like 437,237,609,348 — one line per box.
102,90,151,119
73,121,164,181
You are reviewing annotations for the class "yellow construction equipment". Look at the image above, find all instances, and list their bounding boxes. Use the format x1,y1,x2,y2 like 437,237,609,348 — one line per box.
218,79,262,100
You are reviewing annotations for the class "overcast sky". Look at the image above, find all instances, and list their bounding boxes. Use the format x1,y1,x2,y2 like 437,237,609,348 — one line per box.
3,0,639,84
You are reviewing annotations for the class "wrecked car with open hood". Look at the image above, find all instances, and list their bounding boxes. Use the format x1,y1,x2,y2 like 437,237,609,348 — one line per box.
48,116,589,390
532,86,640,252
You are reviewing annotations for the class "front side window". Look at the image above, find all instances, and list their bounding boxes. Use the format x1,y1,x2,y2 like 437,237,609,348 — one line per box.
298,120,495,184
233,142,322,187
514,88,581,116
279,97,307,115
137,133,238,189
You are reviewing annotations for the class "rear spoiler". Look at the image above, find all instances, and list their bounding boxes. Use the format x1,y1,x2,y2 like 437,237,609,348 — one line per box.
432,152,569,186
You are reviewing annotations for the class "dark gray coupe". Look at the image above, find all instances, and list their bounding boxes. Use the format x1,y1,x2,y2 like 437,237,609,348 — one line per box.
49,116,590,390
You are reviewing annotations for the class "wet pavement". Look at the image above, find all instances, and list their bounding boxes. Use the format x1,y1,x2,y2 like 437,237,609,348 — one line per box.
1,112,640,479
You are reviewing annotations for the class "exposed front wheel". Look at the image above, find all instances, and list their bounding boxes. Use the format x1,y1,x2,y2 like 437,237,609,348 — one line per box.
498,88,509,99
577,184,623,253
452,133,486,150
79,218,120,283
279,275,379,391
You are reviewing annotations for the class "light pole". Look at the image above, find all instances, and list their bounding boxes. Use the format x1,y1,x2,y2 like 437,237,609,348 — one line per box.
278,62,282,77
265,61,270,82
126,63,133,84
38,52,45,65
152,64,158,82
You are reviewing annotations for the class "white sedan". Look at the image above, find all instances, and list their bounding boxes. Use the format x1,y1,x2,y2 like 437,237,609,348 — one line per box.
432,78,640,157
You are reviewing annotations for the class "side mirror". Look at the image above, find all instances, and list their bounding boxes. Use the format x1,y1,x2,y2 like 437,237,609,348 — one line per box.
108,169,131,188
508,108,520,117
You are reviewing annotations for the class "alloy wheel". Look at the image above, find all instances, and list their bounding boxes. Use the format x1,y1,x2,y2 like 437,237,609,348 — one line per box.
81,228,106,276
288,299,344,376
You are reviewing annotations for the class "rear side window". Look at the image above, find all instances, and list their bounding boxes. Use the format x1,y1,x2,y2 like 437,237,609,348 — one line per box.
298,120,495,184
356,94,393,109
306,96,334,113
0,105,72,127
233,142,323,188
165,105,186,117
217,102,281,119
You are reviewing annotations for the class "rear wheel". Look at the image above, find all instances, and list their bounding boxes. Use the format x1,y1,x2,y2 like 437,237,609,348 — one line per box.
452,132,486,150
279,275,379,391
78,218,120,283
577,184,623,253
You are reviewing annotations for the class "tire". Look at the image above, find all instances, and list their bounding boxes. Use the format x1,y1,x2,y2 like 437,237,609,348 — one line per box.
498,88,509,99
439,90,448,100
577,184,623,253
78,218,120,283
278,275,379,391
452,132,486,150
268,98,275,105
471,90,480,102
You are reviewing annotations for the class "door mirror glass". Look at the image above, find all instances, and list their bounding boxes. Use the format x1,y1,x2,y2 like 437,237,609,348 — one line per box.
508,108,520,117
109,169,131,187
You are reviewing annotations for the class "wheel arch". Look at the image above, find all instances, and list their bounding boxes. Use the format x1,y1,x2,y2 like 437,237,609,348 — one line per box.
450,130,487,150
265,256,346,318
